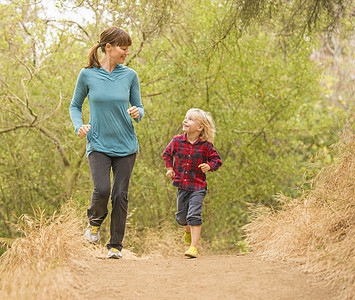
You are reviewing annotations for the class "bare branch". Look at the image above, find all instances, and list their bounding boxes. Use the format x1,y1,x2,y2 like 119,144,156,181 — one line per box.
35,91,63,125
144,92,163,98
44,19,90,39
246,114,277,148
142,77,164,86
35,125,70,167
0,77,27,107
125,32,146,67
0,124,33,134
1,81,68,166
12,52,36,82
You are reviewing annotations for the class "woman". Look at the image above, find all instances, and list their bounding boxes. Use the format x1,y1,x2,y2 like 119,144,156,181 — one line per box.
69,26,144,259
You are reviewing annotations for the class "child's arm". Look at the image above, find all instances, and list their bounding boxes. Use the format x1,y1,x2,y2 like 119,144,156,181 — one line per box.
198,163,210,173
203,144,223,172
166,168,175,178
163,138,176,178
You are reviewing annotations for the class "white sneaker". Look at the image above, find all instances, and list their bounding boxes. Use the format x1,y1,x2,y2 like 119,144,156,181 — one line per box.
107,247,122,259
84,225,100,244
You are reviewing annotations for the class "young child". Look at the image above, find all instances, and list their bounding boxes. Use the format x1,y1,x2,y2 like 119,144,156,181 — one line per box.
163,108,222,258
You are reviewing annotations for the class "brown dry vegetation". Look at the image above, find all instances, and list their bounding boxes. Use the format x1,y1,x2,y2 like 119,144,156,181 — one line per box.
0,204,190,299
125,225,186,258
244,133,355,299
125,223,214,258
0,204,92,300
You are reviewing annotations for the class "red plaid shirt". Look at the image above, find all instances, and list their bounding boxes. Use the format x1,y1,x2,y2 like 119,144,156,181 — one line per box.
163,134,223,191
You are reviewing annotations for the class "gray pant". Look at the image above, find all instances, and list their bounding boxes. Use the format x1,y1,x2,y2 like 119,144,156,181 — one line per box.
87,151,136,251
175,188,207,226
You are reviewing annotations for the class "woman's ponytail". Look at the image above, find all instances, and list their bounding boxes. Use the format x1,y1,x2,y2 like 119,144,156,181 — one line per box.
86,44,102,69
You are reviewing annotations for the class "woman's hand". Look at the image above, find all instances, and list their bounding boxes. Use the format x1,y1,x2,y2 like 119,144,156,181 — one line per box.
166,169,175,179
78,124,91,137
198,163,211,173
127,106,140,118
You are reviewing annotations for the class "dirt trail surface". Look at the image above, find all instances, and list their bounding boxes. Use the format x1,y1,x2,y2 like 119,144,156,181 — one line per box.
77,251,336,300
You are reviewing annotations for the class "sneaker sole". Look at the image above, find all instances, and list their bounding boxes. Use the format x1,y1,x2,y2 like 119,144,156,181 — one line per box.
85,237,100,244
86,239,99,244
107,252,122,259
107,255,122,259
184,252,198,258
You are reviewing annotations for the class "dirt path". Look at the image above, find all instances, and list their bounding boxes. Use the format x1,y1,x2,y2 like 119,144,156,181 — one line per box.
77,251,336,299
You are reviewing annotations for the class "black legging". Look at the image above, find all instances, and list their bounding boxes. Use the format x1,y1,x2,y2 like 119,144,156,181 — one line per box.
87,151,136,251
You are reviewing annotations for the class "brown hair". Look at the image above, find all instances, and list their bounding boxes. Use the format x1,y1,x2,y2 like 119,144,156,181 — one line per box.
85,26,132,69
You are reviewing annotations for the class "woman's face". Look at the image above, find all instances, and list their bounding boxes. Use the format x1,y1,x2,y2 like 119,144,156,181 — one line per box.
110,45,130,64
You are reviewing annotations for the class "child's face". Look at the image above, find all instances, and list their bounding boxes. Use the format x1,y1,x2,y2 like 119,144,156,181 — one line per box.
182,111,203,135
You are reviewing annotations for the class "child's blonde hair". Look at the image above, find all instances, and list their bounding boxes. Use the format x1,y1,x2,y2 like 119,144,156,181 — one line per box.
187,108,216,143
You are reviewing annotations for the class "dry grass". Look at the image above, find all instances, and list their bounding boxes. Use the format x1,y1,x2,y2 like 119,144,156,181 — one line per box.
0,203,195,298
125,222,213,258
125,223,187,258
0,203,93,300
244,133,355,299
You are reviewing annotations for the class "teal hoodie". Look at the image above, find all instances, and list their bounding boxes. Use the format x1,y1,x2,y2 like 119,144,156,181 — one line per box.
69,64,144,157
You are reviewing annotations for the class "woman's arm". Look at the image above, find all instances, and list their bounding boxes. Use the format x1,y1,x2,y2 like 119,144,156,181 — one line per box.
69,70,89,134
129,73,144,123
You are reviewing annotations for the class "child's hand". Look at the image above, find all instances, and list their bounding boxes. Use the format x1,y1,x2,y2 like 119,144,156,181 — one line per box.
198,163,211,173
166,169,175,179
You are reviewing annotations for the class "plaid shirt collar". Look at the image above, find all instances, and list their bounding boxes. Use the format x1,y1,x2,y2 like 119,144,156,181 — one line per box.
181,133,203,145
